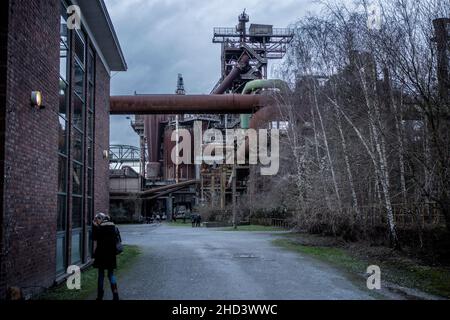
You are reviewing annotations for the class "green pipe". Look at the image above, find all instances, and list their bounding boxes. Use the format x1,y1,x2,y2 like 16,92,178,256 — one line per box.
242,79,290,95
240,79,290,129
240,114,251,129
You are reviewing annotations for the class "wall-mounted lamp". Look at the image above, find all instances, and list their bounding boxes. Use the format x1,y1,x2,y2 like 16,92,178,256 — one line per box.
103,150,109,159
31,91,44,109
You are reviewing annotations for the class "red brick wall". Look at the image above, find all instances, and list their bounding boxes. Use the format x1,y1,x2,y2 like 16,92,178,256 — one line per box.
1,0,60,298
0,0,10,300
0,0,112,299
94,56,110,217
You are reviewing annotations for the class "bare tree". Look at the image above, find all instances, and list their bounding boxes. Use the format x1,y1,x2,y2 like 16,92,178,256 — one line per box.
263,0,450,247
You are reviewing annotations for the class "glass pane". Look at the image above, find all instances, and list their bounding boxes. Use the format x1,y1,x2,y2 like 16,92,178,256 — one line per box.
56,234,66,274
59,80,68,118
88,227,93,257
72,163,83,195
87,197,93,225
87,169,93,196
72,129,83,162
58,156,67,192
74,31,85,65
74,62,84,98
60,7,68,44
57,195,67,231
58,116,67,154
71,231,82,264
72,197,82,228
88,111,93,139
60,41,68,81
87,140,93,167
73,94,83,130
88,52,95,83
88,83,95,111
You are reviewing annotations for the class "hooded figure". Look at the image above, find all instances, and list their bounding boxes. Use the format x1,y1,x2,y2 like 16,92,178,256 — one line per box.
93,212,119,300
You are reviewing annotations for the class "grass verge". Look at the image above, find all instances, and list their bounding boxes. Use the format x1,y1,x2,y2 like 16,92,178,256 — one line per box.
167,221,193,227
273,238,450,299
221,225,286,232
37,245,141,300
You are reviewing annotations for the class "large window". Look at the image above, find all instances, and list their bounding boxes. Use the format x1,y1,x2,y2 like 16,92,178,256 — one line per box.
57,2,69,275
71,28,86,266
87,47,95,257
57,0,96,273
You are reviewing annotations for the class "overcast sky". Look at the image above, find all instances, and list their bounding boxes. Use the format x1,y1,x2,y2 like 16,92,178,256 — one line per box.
105,0,318,147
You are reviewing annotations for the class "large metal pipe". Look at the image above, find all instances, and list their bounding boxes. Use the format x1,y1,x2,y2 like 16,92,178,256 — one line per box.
110,94,270,114
242,79,291,95
241,79,290,129
212,54,250,94
249,105,281,129
144,115,167,163
140,180,199,199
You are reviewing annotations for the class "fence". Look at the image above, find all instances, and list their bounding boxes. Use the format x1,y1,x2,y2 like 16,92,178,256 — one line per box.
354,202,445,230
248,203,445,231
249,217,293,229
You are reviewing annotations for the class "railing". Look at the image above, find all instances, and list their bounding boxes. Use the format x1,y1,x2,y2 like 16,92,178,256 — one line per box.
249,217,293,229
109,145,141,163
183,114,220,122
246,203,445,231
286,202,445,230
213,27,294,37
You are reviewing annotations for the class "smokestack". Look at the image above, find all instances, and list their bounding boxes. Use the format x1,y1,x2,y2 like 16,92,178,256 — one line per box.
433,18,450,102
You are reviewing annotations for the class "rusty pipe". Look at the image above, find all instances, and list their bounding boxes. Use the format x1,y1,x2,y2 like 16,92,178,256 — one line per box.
233,105,281,161
145,115,159,162
249,105,282,129
140,180,199,197
212,54,250,94
110,94,271,114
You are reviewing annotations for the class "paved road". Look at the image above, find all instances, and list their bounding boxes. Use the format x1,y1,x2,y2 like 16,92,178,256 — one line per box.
105,224,375,300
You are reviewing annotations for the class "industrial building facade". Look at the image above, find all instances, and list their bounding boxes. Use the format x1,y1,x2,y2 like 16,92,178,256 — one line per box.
0,0,126,298
107,12,293,225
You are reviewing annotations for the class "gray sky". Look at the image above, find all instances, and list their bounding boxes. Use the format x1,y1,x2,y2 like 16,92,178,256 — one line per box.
105,0,317,147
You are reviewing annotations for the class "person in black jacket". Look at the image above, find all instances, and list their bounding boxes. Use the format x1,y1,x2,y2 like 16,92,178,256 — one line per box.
196,214,202,227
93,213,119,300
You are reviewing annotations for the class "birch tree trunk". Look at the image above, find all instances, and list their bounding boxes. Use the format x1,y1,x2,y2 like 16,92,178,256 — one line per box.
358,67,399,248
335,109,361,218
310,100,333,211
312,82,343,213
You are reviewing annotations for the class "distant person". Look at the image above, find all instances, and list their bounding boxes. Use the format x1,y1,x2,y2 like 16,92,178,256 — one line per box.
191,214,196,227
196,214,202,227
156,214,161,223
93,213,120,301
173,214,177,223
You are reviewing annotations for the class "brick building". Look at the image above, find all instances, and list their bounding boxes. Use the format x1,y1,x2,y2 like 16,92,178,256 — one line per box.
0,0,126,299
